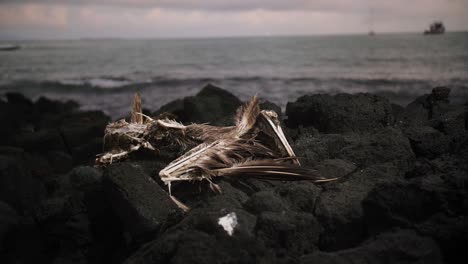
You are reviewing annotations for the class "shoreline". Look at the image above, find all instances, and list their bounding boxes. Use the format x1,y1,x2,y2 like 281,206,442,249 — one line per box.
2,81,468,120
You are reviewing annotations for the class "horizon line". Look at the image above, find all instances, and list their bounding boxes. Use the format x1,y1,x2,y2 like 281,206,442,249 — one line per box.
1,30,467,42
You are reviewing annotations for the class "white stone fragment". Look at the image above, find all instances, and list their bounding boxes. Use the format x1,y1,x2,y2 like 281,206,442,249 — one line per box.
218,212,238,236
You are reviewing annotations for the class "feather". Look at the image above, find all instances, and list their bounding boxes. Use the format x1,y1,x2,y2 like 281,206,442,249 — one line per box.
131,92,143,124
212,159,344,182
159,138,279,182
235,96,260,136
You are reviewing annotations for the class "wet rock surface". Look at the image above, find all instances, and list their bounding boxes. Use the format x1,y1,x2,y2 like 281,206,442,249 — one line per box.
1,86,467,263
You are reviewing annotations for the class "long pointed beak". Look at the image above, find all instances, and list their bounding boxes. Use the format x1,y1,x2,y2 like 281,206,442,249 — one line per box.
260,112,300,165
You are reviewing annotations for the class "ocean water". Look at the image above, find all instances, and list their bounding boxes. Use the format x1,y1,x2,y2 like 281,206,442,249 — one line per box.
1,32,467,118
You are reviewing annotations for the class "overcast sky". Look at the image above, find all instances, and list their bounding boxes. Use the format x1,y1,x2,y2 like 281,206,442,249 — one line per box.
0,0,467,39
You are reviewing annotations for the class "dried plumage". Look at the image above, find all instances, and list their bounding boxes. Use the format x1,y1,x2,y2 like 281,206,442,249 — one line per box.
131,93,143,124
96,93,339,211
235,95,260,136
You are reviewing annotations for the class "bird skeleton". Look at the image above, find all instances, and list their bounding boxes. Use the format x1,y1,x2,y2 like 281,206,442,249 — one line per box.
96,93,338,211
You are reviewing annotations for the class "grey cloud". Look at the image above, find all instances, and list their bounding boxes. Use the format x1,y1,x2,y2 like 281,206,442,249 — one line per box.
0,0,374,12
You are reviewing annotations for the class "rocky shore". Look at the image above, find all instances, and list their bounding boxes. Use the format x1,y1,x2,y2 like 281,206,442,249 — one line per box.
1,84,467,264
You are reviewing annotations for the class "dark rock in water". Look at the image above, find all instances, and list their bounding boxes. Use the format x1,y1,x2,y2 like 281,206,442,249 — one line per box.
156,84,242,125
35,96,79,115
399,87,453,126
300,229,442,264
431,87,450,102
400,87,466,159
285,93,394,133
5,92,33,107
103,162,181,239
256,211,321,257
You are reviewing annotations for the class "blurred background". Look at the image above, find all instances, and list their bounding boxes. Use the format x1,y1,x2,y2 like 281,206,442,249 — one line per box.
1,0,467,118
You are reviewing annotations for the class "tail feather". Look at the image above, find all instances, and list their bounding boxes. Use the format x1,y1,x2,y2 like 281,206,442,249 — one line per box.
212,159,342,183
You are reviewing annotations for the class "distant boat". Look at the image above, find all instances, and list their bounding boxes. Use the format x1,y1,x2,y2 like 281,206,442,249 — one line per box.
368,30,376,36
0,44,21,51
424,21,445,35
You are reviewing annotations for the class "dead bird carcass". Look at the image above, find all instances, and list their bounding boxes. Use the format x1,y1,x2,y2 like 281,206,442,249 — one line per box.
96,93,338,210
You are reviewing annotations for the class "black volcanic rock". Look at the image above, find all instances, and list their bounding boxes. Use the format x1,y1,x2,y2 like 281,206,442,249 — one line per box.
256,211,321,257
59,111,109,163
404,126,450,158
124,229,271,264
13,129,67,153
398,87,453,126
0,201,18,251
285,93,394,133
362,182,441,235
156,84,242,125
294,128,414,172
5,92,33,107
2,87,467,264
300,229,442,264
417,214,468,264
314,164,403,251
103,162,181,239
124,208,266,264
0,154,45,213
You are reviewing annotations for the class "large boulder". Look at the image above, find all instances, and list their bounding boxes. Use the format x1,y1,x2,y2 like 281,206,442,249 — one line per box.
314,164,403,250
0,201,19,251
397,86,453,127
404,126,450,158
293,128,415,173
362,182,441,235
124,229,270,264
0,154,45,213
156,84,242,125
256,211,321,258
59,111,109,163
103,162,181,239
399,87,467,159
285,93,394,133
417,214,468,264
124,208,268,264
300,229,442,264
